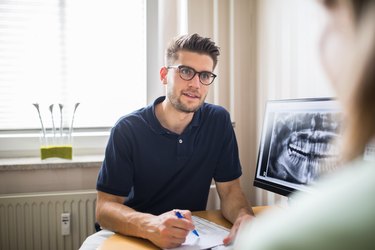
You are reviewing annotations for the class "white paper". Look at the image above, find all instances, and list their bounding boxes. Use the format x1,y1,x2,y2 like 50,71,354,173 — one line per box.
165,216,230,250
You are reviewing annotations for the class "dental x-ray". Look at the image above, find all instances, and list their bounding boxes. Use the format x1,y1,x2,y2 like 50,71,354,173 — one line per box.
254,98,342,196
267,112,341,185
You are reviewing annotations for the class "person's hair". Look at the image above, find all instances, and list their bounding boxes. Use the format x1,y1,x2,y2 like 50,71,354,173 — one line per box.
323,0,369,19
324,0,375,161
165,33,220,70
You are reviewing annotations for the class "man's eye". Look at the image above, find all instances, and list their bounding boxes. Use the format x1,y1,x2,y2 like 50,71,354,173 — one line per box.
200,72,210,80
180,67,193,75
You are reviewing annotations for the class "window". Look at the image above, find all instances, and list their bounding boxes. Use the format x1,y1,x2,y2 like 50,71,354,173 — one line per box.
0,0,146,157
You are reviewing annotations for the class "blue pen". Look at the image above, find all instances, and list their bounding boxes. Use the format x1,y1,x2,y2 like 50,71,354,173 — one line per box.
175,211,200,237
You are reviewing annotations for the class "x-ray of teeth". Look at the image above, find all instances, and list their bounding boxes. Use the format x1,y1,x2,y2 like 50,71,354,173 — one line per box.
267,112,342,185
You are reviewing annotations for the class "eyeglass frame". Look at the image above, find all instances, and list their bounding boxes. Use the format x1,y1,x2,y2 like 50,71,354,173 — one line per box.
167,65,217,86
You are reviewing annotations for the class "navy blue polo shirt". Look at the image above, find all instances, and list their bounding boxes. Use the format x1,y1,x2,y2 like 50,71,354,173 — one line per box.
97,96,242,215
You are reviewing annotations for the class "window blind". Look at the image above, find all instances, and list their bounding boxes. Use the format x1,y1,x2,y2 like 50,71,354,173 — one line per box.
0,0,146,131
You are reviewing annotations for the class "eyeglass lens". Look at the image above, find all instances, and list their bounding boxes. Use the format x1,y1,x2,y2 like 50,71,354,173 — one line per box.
172,65,216,85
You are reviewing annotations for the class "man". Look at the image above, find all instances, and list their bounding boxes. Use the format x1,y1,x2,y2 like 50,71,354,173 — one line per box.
96,33,253,249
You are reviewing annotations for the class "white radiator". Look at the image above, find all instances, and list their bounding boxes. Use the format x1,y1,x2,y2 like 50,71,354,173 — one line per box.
206,184,220,210
0,190,97,250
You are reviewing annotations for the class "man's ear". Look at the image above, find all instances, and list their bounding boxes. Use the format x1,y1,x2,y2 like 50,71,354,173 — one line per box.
160,67,168,85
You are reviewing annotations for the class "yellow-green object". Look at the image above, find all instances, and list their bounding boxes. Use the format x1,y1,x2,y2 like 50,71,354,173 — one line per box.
40,145,73,160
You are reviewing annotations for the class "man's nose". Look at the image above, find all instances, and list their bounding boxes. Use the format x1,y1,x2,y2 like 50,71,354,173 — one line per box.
188,74,201,88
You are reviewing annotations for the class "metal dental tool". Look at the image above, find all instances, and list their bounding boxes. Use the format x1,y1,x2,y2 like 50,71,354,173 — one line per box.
49,104,56,143
69,102,80,141
32,103,47,141
59,103,64,137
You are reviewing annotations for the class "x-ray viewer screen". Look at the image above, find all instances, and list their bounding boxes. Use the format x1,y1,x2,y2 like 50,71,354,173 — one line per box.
254,98,342,196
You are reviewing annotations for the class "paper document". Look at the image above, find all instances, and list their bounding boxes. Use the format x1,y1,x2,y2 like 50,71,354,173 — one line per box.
165,216,231,250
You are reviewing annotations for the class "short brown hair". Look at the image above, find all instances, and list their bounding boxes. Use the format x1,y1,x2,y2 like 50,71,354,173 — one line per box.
165,33,220,69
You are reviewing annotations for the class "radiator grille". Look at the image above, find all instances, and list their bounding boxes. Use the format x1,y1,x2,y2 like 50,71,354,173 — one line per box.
0,190,96,250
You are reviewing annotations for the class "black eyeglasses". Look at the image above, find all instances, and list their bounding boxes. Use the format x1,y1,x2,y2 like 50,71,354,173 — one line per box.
167,65,217,86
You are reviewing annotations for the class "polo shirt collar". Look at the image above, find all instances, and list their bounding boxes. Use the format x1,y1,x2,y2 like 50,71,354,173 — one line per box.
150,96,202,135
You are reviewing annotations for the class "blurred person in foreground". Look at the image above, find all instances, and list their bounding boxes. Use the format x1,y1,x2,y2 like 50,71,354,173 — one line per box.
235,0,375,249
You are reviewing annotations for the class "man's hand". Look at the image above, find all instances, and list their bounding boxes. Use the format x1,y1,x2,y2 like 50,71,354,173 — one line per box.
145,210,196,249
223,213,253,245
216,179,255,246
96,191,196,249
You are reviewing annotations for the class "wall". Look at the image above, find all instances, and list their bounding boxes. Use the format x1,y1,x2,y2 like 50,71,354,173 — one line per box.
0,157,101,195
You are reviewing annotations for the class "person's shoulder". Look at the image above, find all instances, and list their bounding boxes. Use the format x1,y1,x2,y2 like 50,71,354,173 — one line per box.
288,158,375,217
114,97,163,128
113,106,150,129
235,159,375,250
312,158,375,193
202,102,228,112
201,103,230,118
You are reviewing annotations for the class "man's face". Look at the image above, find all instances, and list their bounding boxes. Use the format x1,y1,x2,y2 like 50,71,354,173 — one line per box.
162,51,214,113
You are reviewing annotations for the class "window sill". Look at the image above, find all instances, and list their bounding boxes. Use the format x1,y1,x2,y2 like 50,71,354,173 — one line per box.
0,129,109,158
0,154,103,172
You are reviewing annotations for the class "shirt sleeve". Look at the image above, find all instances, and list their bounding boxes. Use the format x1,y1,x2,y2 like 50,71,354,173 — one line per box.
213,109,242,182
96,119,134,196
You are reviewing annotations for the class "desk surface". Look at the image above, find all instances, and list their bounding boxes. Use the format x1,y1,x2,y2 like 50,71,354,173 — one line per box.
98,206,269,250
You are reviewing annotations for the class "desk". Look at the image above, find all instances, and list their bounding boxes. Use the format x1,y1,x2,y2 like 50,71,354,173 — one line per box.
97,206,269,250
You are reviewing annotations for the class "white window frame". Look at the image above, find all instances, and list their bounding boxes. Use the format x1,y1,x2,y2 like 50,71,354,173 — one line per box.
0,1,161,159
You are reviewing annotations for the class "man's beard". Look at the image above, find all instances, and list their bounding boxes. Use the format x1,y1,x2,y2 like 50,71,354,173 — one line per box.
167,90,206,113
